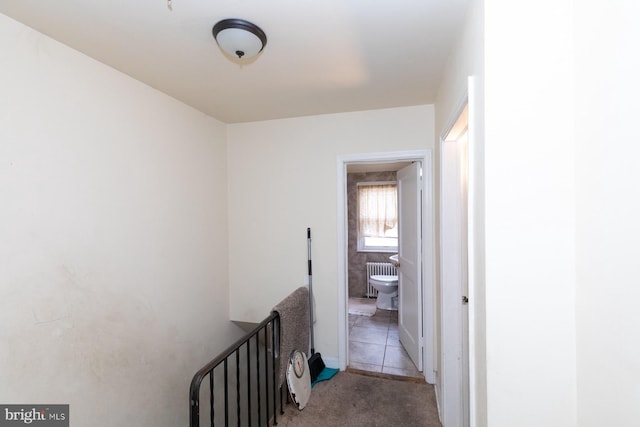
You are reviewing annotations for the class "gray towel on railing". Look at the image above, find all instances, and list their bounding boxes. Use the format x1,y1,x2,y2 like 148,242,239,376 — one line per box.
272,286,310,388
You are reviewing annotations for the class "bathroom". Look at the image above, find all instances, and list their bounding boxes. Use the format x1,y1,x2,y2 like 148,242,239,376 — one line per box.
346,164,421,378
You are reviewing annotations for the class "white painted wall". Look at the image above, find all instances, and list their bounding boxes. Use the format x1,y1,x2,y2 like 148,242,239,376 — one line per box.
434,1,485,425
439,1,640,426
0,14,241,426
484,0,577,426
227,106,435,361
574,1,640,426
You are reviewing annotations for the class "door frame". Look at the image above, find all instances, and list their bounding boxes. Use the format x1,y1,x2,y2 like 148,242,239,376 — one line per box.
336,149,435,384
439,91,472,426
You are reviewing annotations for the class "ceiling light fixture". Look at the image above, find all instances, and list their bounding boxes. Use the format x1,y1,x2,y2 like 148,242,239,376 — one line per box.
212,19,267,60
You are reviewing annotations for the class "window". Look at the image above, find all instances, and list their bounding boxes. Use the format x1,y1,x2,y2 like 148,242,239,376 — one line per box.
357,182,398,252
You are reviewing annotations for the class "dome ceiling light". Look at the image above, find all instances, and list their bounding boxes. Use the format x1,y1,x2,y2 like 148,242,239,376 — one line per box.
212,19,267,60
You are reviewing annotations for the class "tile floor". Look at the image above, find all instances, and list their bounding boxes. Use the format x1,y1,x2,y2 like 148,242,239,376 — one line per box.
348,298,422,378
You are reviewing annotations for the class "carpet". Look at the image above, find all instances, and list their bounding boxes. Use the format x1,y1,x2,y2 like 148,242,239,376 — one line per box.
348,298,377,316
278,371,442,426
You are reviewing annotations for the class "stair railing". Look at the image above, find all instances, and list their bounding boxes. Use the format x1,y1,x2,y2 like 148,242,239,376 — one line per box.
190,312,284,427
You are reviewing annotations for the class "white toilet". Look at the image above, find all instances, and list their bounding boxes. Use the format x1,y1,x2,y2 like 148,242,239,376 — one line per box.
369,275,398,310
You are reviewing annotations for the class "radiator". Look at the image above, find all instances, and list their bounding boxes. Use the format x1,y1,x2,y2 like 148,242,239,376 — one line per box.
366,262,397,297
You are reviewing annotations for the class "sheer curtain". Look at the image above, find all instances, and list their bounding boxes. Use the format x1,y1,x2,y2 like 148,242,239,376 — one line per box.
358,184,398,237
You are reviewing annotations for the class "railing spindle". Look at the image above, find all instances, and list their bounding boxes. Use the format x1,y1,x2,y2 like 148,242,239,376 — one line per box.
189,311,282,427
280,386,284,415
247,339,252,427
236,350,241,426
224,359,228,427
264,327,270,426
209,372,214,427
271,321,278,425
256,333,261,424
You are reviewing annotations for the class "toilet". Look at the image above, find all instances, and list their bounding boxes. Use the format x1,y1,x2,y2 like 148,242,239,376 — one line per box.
369,275,398,310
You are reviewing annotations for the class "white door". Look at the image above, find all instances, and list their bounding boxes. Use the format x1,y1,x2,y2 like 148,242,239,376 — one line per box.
441,108,469,427
397,162,423,371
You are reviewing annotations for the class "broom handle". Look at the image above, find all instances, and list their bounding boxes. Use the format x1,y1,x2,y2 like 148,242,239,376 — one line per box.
307,227,315,355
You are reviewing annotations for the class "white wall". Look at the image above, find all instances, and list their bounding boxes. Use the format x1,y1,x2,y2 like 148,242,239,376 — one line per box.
0,14,241,426
434,0,485,425
227,105,435,360
484,0,577,426
439,1,640,426
574,1,640,426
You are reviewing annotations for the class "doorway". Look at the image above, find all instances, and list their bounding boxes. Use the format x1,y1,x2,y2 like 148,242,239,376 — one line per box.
345,161,419,377
336,150,435,384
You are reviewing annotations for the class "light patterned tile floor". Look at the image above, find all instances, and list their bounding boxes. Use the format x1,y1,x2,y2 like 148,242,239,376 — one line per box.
348,298,422,378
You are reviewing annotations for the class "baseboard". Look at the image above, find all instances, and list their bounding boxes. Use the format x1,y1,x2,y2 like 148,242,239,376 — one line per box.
318,355,339,370
434,374,443,425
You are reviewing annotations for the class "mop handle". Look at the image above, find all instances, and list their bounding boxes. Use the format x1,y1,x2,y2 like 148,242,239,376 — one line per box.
307,228,312,276
307,227,315,354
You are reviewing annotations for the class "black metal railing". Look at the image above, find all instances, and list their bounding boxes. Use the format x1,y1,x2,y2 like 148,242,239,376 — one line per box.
190,312,285,427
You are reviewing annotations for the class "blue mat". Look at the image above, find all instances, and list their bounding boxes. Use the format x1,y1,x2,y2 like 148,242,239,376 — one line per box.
311,367,339,388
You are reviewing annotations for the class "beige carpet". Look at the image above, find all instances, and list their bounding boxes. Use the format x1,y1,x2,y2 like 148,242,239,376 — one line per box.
277,371,442,426
348,297,377,316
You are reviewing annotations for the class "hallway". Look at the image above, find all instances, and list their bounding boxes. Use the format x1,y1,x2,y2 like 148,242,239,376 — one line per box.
278,371,441,426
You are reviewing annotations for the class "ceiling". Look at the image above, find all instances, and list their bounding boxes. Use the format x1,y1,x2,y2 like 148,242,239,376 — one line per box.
0,0,469,124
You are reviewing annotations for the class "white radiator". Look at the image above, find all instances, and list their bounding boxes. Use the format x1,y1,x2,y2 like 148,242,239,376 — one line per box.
365,262,397,297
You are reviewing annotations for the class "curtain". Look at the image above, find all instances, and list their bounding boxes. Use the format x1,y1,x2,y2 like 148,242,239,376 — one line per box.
358,184,398,237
